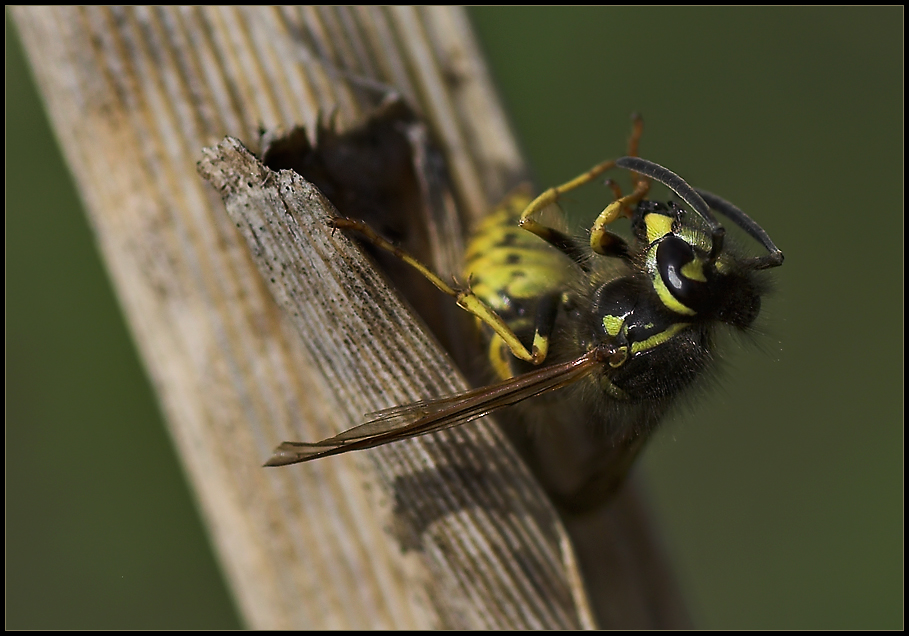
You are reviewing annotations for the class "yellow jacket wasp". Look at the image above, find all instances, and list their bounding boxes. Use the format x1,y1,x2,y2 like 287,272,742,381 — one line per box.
265,117,783,507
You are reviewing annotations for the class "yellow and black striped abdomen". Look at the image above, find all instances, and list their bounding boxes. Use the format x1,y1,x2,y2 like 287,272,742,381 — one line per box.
463,190,575,380
463,191,571,319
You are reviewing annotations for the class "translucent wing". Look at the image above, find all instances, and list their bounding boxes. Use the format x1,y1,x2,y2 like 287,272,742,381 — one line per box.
265,347,611,466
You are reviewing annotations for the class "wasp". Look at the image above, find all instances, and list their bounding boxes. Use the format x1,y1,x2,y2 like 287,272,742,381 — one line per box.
266,116,783,508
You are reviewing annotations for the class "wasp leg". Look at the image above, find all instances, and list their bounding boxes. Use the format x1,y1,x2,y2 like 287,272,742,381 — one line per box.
584,176,639,259
589,177,650,256
332,218,547,365
518,114,650,260
518,159,617,248
530,292,560,365
521,222,592,270
484,290,560,382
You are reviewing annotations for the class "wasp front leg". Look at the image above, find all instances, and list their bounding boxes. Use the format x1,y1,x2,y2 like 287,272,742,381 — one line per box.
517,159,619,261
516,113,645,235
517,114,650,261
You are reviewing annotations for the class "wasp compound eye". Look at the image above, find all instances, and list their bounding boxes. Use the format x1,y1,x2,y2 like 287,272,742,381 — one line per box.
656,234,712,313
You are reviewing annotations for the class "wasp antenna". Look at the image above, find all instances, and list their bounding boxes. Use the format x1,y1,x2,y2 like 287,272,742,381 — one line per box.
616,156,725,259
616,157,715,225
696,188,784,269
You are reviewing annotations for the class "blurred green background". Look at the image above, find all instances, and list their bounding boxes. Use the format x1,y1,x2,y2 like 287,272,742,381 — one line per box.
7,7,902,629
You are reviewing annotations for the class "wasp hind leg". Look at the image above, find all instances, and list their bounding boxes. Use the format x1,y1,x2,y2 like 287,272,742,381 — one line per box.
331,217,548,365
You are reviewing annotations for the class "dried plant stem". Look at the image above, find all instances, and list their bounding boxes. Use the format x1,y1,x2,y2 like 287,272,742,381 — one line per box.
12,6,687,628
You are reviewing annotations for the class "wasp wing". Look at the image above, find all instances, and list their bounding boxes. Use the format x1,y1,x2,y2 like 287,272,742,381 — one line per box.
265,348,607,466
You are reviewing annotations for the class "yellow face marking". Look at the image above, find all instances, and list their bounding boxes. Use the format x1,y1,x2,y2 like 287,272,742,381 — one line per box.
642,216,699,316
681,259,707,282
644,213,673,244
630,322,690,354
601,314,624,337
651,272,696,316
